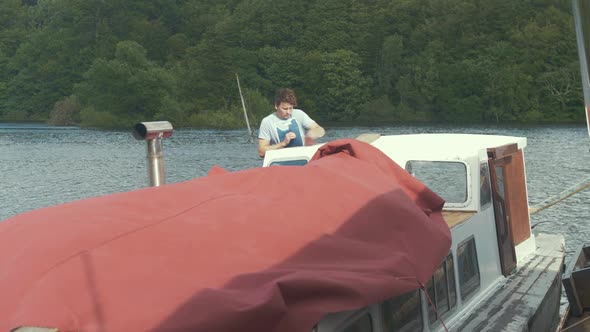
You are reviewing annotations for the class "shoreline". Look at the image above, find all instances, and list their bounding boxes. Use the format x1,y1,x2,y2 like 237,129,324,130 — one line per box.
1,120,586,131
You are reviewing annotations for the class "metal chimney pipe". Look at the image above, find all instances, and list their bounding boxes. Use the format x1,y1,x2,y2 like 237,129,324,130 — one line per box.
145,138,165,186
132,121,173,187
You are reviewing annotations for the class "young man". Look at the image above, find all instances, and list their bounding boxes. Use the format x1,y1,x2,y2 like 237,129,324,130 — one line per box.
257,88,325,158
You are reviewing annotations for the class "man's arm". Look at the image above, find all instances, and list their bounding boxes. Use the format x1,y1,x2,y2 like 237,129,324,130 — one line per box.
258,133,296,158
305,123,325,139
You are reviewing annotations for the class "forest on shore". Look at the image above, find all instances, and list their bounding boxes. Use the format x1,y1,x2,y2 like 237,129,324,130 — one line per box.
0,0,584,129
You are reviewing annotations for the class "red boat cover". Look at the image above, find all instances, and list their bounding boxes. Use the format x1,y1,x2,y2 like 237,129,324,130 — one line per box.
0,139,451,332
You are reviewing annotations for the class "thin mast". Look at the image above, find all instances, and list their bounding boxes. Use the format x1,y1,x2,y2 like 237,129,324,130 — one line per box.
236,73,254,143
573,0,590,136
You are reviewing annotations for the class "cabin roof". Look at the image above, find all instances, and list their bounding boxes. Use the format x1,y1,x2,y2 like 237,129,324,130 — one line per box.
263,134,527,166
371,134,527,162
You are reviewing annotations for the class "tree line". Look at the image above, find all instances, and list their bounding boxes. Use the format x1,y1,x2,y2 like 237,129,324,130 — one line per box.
0,0,584,128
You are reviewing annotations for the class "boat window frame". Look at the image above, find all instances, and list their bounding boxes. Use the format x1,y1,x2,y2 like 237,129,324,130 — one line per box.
447,253,457,309
380,289,422,332
268,157,309,166
404,160,471,208
339,311,374,332
479,162,492,210
457,236,481,301
426,253,458,326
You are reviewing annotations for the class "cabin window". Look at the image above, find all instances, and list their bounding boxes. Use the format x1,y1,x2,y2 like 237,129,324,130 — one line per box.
457,237,480,300
426,253,457,325
342,312,373,332
269,159,308,166
381,290,422,332
405,161,468,205
480,163,492,209
495,166,506,199
447,254,457,309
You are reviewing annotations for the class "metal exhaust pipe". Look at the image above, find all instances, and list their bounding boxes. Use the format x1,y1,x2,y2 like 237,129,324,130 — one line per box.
132,121,173,187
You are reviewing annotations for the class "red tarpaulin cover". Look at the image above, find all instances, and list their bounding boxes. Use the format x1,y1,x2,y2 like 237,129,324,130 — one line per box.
0,139,451,332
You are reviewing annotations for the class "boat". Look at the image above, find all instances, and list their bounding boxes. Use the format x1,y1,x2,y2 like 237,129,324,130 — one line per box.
263,133,565,332
560,243,590,332
0,128,565,331
557,1,590,330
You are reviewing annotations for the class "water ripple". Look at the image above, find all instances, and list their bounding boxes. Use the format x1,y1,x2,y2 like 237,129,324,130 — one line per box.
1,123,589,265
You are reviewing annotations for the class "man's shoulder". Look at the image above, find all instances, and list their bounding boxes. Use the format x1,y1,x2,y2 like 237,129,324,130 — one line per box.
260,113,277,125
292,108,307,115
261,113,275,120
292,109,314,124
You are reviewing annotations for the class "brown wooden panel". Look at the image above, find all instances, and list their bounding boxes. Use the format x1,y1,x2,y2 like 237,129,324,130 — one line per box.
489,156,517,276
487,143,518,159
504,150,531,245
443,211,476,229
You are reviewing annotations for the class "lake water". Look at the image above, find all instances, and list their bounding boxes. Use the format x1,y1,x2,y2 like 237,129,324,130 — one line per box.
1,123,589,263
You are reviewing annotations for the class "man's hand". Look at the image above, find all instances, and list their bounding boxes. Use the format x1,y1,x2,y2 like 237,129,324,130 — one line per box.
305,123,325,140
258,132,299,158
282,132,296,146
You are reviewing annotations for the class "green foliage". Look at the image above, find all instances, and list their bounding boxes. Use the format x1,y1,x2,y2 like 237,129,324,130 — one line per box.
154,96,190,127
357,95,397,124
378,35,404,103
303,50,371,121
2,109,28,122
0,0,584,126
187,110,243,129
241,88,272,128
48,95,81,125
79,106,121,128
75,41,176,126
166,33,189,61
257,47,306,89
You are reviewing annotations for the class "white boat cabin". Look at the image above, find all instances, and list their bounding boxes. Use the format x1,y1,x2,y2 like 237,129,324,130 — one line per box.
263,133,563,332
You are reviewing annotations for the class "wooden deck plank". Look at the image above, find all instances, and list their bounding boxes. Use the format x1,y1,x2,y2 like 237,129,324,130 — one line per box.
443,211,476,228
451,234,565,332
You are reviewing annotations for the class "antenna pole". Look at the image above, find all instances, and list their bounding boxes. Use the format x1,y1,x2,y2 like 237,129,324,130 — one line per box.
236,73,254,143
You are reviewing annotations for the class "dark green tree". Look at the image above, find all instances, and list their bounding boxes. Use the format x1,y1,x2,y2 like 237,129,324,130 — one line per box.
75,41,177,127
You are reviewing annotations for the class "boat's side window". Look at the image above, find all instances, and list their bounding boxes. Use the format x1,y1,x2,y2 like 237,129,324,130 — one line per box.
269,159,308,166
457,237,480,300
405,160,468,206
341,312,373,332
426,253,457,325
381,289,422,332
480,162,492,209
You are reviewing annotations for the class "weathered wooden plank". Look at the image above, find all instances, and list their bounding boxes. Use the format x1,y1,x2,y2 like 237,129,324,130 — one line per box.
451,234,564,332
442,211,476,228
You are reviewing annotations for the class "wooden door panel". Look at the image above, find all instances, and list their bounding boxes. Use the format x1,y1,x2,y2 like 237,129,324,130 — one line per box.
504,150,531,245
488,146,518,276
490,161,517,276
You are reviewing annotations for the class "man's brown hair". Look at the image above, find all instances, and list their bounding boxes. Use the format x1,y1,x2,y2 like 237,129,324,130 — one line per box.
274,88,297,106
